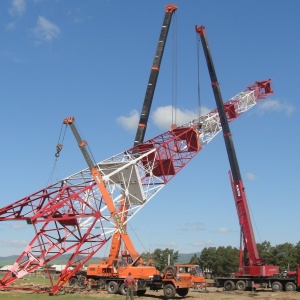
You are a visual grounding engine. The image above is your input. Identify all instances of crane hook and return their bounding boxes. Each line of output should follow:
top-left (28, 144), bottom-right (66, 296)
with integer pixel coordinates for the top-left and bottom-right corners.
top-left (55, 144), bottom-right (63, 157)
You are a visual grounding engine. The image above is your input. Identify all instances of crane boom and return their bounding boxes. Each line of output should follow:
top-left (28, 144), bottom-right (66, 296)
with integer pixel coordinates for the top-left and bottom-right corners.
top-left (64, 117), bottom-right (141, 264)
top-left (108, 4), bottom-right (177, 267)
top-left (196, 25), bottom-right (277, 276)
top-left (134, 4), bottom-right (177, 146)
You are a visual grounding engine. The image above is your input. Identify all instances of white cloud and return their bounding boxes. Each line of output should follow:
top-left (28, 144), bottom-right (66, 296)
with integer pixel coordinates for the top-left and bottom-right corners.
top-left (33, 16), bottom-right (61, 43)
top-left (191, 240), bottom-right (214, 248)
top-left (116, 109), bottom-right (139, 131)
top-left (152, 105), bottom-right (211, 130)
top-left (6, 21), bottom-right (16, 31)
top-left (9, 0), bottom-right (26, 16)
top-left (0, 239), bottom-right (28, 248)
top-left (179, 222), bottom-right (206, 232)
top-left (152, 241), bottom-right (178, 249)
top-left (11, 223), bottom-right (27, 230)
top-left (258, 99), bottom-right (295, 116)
top-left (218, 227), bottom-right (236, 233)
top-left (116, 105), bottom-right (211, 132)
top-left (245, 172), bottom-right (256, 180)
top-left (164, 241), bottom-right (177, 248)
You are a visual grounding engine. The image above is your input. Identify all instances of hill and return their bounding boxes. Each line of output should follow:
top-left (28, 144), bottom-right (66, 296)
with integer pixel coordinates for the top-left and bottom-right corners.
top-left (0, 252), bottom-right (199, 267)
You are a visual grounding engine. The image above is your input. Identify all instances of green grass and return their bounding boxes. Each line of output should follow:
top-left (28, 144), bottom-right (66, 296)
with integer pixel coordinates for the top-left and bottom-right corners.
top-left (0, 276), bottom-right (123, 300)
top-left (0, 293), bottom-right (123, 300)
top-left (0, 294), bottom-right (89, 300)
top-left (15, 276), bottom-right (50, 284)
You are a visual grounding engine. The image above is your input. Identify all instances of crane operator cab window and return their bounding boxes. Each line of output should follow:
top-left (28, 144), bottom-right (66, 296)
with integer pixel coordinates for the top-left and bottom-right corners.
top-left (118, 257), bottom-right (127, 267)
top-left (179, 267), bottom-right (191, 273)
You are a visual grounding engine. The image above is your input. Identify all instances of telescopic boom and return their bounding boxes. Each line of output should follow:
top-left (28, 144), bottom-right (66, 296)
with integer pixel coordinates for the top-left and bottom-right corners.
top-left (195, 25), bottom-right (275, 273)
top-left (134, 5), bottom-right (177, 146)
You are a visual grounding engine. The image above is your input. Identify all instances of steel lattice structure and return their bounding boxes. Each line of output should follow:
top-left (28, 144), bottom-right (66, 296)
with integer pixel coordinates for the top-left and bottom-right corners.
top-left (0, 80), bottom-right (273, 294)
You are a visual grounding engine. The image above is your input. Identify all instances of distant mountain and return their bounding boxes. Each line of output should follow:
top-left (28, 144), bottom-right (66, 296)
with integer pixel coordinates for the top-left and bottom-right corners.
top-left (0, 252), bottom-right (200, 267)
top-left (0, 255), bottom-right (19, 266)
top-left (0, 255), bottom-right (101, 267)
top-left (178, 252), bottom-right (200, 263)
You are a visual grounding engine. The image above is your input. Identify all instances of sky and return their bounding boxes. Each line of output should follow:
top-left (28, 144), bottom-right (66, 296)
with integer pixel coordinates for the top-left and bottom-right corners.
top-left (0, 0), bottom-right (299, 259)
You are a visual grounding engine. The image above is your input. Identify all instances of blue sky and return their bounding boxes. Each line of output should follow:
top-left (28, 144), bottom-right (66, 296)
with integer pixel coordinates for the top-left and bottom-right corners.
top-left (0, 0), bottom-right (299, 258)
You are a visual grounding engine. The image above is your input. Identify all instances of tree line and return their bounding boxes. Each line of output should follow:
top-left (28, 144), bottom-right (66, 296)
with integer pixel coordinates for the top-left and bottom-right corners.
top-left (142, 241), bottom-right (300, 276)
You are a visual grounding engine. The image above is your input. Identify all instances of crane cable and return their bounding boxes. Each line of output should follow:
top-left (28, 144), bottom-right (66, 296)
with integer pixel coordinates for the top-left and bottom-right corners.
top-left (48, 120), bottom-right (99, 183)
top-left (47, 123), bottom-right (67, 185)
top-left (55, 123), bottom-right (67, 158)
top-left (171, 14), bottom-right (178, 127)
top-left (128, 222), bottom-right (149, 255)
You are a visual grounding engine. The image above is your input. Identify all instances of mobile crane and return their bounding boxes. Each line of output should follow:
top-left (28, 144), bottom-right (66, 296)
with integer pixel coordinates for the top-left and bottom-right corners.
top-left (63, 116), bottom-right (195, 298)
top-left (68, 6), bottom-right (204, 296)
top-left (195, 25), bottom-right (300, 292)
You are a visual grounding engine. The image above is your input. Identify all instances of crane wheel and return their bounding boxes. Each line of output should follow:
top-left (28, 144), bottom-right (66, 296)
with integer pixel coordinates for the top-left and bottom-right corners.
top-left (97, 279), bottom-right (106, 290)
top-left (236, 280), bottom-right (246, 291)
top-left (177, 288), bottom-right (189, 297)
top-left (224, 280), bottom-right (235, 291)
top-left (119, 283), bottom-right (127, 296)
top-left (107, 281), bottom-right (119, 294)
top-left (164, 284), bottom-right (176, 299)
top-left (163, 265), bottom-right (177, 278)
top-left (69, 277), bottom-right (78, 287)
top-left (137, 290), bottom-right (146, 296)
top-left (285, 282), bottom-right (296, 292)
top-left (271, 281), bottom-right (282, 292)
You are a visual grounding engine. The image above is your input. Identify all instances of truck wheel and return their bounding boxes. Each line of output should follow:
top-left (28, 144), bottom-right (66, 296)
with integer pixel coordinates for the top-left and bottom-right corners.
top-left (69, 277), bottom-right (78, 287)
top-left (164, 284), bottom-right (176, 299)
top-left (271, 281), bottom-right (282, 292)
top-left (97, 279), bottom-right (106, 290)
top-left (236, 280), bottom-right (246, 291)
top-left (177, 288), bottom-right (189, 297)
top-left (285, 282), bottom-right (296, 292)
top-left (163, 265), bottom-right (177, 278)
top-left (137, 290), bottom-right (146, 296)
top-left (224, 280), bottom-right (235, 291)
top-left (107, 281), bottom-right (119, 294)
top-left (119, 283), bottom-right (127, 296)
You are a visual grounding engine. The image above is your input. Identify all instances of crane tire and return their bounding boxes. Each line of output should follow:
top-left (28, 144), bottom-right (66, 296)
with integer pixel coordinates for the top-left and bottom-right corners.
top-left (97, 279), bottom-right (106, 289)
top-left (164, 284), bottom-right (176, 299)
top-left (224, 280), bottom-right (235, 291)
top-left (163, 265), bottom-right (177, 278)
top-left (69, 277), bottom-right (78, 287)
top-left (137, 290), bottom-right (146, 296)
top-left (236, 280), bottom-right (246, 291)
top-left (271, 281), bottom-right (282, 292)
top-left (285, 282), bottom-right (296, 292)
top-left (119, 283), bottom-right (127, 296)
top-left (107, 281), bottom-right (119, 294)
top-left (177, 287), bottom-right (189, 297)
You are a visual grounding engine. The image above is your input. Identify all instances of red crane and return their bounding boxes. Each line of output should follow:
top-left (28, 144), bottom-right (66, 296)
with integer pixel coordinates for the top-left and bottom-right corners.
top-left (196, 25), bottom-right (279, 290)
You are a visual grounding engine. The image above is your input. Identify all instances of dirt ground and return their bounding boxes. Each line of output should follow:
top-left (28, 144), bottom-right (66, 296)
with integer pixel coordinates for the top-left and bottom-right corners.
top-left (85, 287), bottom-right (300, 300)
top-left (4, 284), bottom-right (300, 300)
